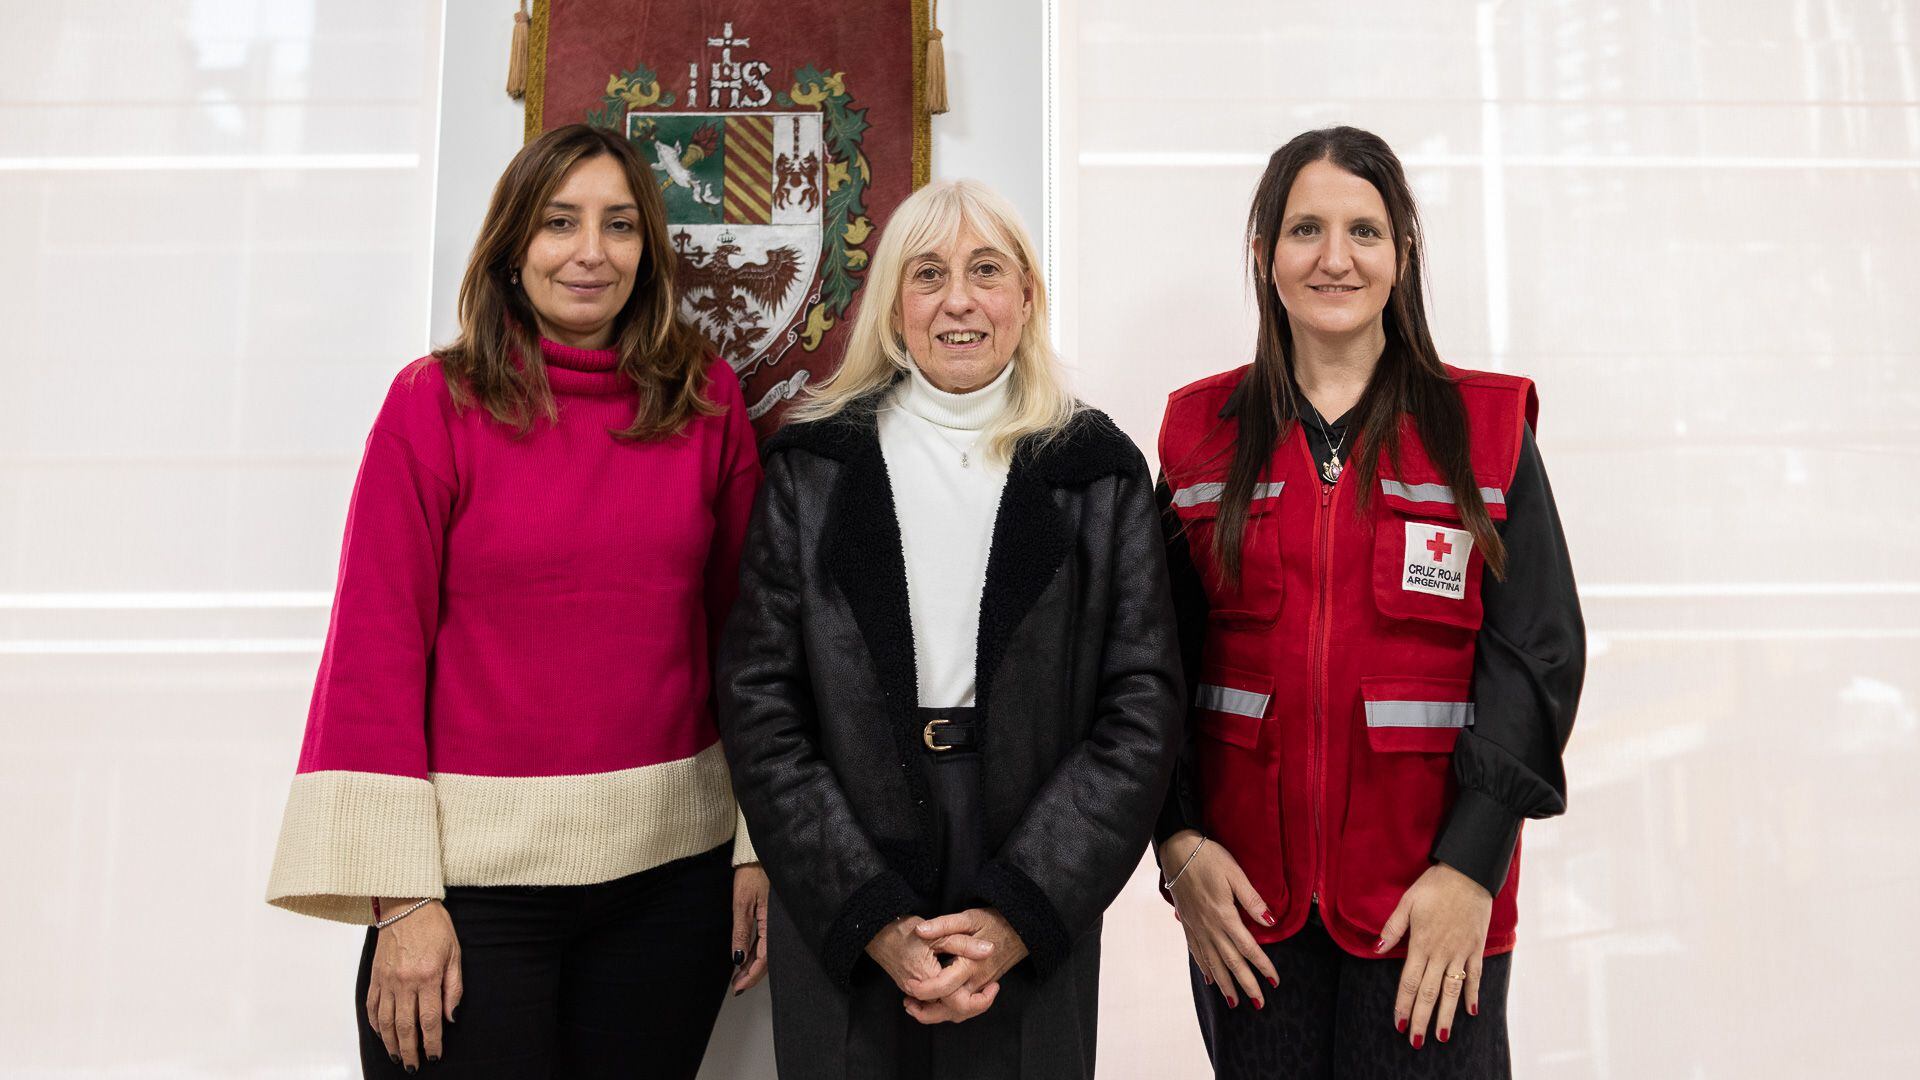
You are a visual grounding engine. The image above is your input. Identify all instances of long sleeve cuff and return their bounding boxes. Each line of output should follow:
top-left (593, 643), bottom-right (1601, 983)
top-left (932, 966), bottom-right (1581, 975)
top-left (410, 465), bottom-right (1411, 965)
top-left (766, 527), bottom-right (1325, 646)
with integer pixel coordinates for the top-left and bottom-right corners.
top-left (1153, 779), bottom-right (1200, 848)
top-left (972, 860), bottom-right (1072, 980)
top-left (731, 807), bottom-right (758, 866)
top-left (266, 770), bottom-right (445, 924)
top-left (1431, 787), bottom-right (1523, 897)
top-left (820, 869), bottom-right (923, 989)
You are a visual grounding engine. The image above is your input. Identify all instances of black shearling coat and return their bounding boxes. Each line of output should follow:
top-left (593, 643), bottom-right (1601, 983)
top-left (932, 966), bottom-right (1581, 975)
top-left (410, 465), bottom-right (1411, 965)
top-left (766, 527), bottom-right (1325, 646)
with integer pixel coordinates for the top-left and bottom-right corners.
top-left (716, 398), bottom-right (1183, 1077)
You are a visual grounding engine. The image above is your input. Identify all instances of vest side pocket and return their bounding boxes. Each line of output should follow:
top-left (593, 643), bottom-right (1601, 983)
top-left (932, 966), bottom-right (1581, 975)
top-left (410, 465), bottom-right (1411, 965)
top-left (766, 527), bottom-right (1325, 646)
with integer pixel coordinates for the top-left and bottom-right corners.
top-left (1191, 663), bottom-right (1289, 916)
top-left (1359, 675), bottom-right (1472, 754)
top-left (1332, 676), bottom-right (1470, 938)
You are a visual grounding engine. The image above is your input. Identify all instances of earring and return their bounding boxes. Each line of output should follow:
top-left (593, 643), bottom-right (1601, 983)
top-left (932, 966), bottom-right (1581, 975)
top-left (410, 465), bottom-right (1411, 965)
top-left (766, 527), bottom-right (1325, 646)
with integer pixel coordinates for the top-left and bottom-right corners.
top-left (510, 268), bottom-right (521, 286)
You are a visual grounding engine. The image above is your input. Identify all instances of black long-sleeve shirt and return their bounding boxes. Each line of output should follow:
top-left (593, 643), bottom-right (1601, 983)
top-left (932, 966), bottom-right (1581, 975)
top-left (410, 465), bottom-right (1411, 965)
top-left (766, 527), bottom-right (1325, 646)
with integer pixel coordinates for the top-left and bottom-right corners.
top-left (1156, 413), bottom-right (1584, 897)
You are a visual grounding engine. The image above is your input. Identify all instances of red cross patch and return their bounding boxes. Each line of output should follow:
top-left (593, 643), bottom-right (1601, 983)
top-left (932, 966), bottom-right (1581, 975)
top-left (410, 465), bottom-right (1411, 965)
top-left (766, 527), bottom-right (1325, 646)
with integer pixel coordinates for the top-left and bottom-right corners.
top-left (1401, 522), bottom-right (1472, 599)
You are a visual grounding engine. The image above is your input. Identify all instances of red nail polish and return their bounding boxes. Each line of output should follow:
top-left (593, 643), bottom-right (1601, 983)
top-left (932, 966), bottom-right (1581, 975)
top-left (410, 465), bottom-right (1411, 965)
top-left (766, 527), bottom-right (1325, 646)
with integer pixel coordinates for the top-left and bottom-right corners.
top-left (1253, 997), bottom-right (1265, 1010)
top-left (1267, 975), bottom-right (1278, 988)
top-left (1261, 910), bottom-right (1277, 927)
top-left (1226, 996), bottom-right (1238, 1009)
top-left (1374, 939), bottom-right (1389, 953)
top-left (1468, 1003), bottom-right (1478, 1017)
top-left (1411, 1034), bottom-right (1424, 1050)
top-left (1203, 973), bottom-right (1213, 986)
top-left (1439, 1028), bottom-right (1450, 1043)
top-left (1396, 1018), bottom-right (1408, 1034)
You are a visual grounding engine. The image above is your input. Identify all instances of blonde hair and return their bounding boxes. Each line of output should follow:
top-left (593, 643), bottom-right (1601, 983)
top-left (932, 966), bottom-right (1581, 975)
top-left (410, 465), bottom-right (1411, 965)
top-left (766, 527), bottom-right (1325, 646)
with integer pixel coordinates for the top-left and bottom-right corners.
top-left (790, 179), bottom-right (1079, 464)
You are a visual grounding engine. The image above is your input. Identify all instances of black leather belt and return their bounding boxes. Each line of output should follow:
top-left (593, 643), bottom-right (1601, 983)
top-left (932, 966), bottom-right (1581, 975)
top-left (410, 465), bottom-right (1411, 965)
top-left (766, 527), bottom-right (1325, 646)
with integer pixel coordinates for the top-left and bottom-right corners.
top-left (920, 713), bottom-right (978, 752)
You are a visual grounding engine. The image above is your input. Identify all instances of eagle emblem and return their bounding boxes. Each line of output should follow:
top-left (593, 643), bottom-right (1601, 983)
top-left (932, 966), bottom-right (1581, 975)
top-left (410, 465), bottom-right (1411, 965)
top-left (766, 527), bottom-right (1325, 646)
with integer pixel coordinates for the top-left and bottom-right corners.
top-left (673, 233), bottom-right (806, 363)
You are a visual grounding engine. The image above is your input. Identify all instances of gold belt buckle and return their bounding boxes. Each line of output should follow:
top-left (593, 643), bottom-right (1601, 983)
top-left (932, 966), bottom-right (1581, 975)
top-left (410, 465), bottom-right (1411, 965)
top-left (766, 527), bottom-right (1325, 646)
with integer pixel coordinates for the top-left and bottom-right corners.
top-left (922, 716), bottom-right (952, 752)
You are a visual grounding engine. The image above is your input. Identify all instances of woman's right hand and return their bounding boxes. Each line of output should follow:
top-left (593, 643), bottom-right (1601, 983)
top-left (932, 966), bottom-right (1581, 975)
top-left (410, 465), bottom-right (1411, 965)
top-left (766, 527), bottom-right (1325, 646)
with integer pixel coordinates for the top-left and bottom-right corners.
top-left (865, 915), bottom-right (994, 1006)
top-left (366, 899), bottom-right (463, 1070)
top-left (1159, 830), bottom-right (1280, 1010)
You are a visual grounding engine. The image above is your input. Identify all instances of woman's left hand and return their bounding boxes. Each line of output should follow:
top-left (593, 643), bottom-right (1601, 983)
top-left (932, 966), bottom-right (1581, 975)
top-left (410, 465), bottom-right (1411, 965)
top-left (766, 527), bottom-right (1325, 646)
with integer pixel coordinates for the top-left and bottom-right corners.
top-left (901, 907), bottom-right (1028, 1024)
top-left (1374, 862), bottom-right (1491, 1048)
top-left (730, 864), bottom-right (770, 995)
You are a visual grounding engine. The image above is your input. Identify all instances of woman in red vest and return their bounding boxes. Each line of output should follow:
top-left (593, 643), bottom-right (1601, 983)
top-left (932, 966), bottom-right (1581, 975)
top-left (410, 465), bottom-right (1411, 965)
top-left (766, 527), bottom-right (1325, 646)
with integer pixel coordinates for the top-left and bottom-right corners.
top-left (1154, 126), bottom-right (1584, 1077)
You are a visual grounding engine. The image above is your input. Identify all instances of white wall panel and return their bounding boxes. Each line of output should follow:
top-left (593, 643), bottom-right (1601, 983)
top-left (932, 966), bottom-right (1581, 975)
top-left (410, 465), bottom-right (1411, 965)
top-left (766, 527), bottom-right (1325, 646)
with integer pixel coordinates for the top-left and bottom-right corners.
top-left (0, 0), bottom-right (442, 1074)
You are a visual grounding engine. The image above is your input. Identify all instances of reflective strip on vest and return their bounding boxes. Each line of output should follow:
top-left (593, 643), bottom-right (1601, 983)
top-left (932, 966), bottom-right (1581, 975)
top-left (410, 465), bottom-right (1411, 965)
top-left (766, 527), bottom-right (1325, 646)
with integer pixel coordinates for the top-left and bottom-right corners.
top-left (1363, 700), bottom-right (1476, 729)
top-left (1172, 481), bottom-right (1284, 508)
top-left (1379, 479), bottom-right (1505, 507)
top-left (1195, 683), bottom-right (1271, 719)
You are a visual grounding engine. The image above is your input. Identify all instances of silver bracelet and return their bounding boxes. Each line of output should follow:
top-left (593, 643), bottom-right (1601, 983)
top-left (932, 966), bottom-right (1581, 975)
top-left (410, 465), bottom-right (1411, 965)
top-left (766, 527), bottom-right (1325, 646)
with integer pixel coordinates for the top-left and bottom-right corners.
top-left (1161, 837), bottom-right (1208, 892)
top-left (373, 898), bottom-right (433, 929)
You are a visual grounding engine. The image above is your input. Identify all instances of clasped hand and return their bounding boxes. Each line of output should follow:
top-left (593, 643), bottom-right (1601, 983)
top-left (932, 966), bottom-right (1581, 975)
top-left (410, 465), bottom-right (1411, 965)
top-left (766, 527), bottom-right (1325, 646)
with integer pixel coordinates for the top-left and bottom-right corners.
top-left (865, 907), bottom-right (1028, 1024)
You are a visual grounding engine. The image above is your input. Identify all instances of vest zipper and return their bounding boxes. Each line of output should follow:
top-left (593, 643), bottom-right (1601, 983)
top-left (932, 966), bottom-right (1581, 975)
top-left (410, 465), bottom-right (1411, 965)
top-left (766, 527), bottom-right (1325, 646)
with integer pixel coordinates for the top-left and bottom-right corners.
top-left (1309, 479), bottom-right (1337, 909)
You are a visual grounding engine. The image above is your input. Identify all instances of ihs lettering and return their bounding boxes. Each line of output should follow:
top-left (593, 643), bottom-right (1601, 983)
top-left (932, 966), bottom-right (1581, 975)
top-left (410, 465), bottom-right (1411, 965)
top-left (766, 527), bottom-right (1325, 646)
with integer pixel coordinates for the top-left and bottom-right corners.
top-left (706, 23), bottom-right (772, 109)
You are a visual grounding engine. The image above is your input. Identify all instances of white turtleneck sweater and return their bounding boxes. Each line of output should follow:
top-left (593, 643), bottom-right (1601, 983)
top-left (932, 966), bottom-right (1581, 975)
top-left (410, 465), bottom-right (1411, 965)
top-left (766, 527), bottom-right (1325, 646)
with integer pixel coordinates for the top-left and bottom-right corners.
top-left (877, 362), bottom-right (1015, 708)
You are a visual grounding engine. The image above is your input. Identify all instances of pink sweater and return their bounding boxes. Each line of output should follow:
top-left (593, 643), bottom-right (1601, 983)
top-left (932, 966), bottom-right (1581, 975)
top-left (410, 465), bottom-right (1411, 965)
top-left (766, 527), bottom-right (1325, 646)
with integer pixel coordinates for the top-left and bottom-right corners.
top-left (267, 340), bottom-right (760, 923)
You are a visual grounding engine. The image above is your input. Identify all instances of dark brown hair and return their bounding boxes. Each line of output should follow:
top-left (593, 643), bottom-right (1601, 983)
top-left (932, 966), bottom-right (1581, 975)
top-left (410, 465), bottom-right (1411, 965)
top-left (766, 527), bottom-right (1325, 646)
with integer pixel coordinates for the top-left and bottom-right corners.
top-left (434, 123), bottom-right (716, 439)
top-left (1207, 126), bottom-right (1506, 582)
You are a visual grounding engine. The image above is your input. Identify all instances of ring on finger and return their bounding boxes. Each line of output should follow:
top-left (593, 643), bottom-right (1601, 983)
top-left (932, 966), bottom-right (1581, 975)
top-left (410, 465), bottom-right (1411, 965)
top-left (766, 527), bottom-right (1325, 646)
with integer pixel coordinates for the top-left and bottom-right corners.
top-left (1444, 970), bottom-right (1467, 981)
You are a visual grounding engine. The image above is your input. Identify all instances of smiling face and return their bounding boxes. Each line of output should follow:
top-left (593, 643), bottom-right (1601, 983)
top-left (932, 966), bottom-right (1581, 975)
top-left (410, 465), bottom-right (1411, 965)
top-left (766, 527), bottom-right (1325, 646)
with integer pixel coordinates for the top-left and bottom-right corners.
top-left (897, 226), bottom-right (1032, 394)
top-left (518, 154), bottom-right (642, 349)
top-left (1269, 158), bottom-right (1402, 346)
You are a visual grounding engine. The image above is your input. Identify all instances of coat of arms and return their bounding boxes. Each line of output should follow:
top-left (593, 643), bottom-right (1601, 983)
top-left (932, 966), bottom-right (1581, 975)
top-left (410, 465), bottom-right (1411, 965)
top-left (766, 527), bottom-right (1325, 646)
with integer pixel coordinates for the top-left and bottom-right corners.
top-left (526, 2), bottom-right (928, 431)
top-left (589, 24), bottom-right (881, 421)
top-left (631, 110), bottom-right (823, 373)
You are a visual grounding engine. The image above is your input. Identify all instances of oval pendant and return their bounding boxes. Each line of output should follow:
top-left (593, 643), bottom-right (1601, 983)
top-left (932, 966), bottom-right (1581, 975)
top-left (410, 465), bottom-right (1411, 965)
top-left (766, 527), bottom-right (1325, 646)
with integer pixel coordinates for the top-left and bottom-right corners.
top-left (1322, 459), bottom-right (1342, 484)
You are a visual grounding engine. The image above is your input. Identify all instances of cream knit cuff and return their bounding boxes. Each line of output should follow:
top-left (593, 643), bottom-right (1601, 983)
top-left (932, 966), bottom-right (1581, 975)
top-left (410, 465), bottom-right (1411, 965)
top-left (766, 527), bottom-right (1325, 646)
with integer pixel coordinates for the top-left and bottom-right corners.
top-left (731, 806), bottom-right (758, 867)
top-left (266, 770), bottom-right (445, 925)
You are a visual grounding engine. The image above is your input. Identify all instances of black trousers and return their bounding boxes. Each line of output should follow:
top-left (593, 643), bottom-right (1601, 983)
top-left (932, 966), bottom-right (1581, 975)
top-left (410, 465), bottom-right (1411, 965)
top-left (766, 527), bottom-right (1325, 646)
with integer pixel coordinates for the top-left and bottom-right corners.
top-left (355, 843), bottom-right (734, 1079)
top-left (1192, 910), bottom-right (1513, 1080)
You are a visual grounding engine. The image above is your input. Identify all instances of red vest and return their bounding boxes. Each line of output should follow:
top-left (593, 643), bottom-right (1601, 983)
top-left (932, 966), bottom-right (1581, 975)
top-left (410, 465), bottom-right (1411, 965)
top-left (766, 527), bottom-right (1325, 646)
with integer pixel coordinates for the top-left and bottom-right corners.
top-left (1158, 364), bottom-right (1537, 958)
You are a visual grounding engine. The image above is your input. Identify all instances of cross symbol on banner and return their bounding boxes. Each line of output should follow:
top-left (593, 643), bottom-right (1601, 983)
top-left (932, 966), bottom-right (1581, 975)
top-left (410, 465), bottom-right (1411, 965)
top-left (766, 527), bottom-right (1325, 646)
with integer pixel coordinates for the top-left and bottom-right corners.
top-left (707, 22), bottom-right (748, 49)
top-left (1426, 531), bottom-right (1454, 562)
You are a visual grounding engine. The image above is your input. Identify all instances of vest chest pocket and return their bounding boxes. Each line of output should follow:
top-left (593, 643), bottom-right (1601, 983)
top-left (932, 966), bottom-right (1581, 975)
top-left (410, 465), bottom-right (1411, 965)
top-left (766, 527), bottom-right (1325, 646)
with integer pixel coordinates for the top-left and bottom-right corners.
top-left (1371, 479), bottom-right (1497, 632)
top-left (1170, 480), bottom-right (1285, 626)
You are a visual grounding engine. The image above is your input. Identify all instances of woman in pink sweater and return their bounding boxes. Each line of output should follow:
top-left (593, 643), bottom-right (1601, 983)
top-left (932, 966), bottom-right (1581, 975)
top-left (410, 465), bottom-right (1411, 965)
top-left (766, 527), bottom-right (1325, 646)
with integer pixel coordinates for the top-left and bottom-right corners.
top-left (266, 124), bottom-right (766, 1077)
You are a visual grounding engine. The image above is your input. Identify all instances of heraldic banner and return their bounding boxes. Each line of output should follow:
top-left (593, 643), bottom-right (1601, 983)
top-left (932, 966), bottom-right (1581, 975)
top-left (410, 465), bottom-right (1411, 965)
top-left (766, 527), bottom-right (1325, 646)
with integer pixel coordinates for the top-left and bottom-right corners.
top-left (523, 0), bottom-right (932, 431)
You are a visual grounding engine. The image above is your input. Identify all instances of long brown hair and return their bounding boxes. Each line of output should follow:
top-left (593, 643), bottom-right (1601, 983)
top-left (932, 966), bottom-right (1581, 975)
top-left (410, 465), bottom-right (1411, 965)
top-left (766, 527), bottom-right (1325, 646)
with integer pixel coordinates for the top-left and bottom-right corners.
top-left (1209, 126), bottom-right (1506, 582)
top-left (435, 123), bottom-right (716, 440)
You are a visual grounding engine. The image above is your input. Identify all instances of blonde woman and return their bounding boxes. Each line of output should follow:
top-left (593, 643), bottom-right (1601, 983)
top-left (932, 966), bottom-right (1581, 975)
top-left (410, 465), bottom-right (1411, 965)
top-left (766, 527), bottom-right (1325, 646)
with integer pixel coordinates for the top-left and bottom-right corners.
top-left (716, 179), bottom-right (1183, 1079)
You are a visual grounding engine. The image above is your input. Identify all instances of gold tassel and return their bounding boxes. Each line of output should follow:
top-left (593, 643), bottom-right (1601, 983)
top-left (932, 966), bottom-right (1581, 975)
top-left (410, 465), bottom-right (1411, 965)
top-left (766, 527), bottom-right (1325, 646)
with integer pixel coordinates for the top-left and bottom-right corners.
top-left (506, 1), bottom-right (530, 99)
top-left (926, 0), bottom-right (949, 115)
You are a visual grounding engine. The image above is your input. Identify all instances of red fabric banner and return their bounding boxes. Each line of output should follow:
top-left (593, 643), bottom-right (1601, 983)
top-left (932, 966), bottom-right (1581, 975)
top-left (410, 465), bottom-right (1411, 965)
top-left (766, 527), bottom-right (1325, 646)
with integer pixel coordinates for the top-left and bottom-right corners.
top-left (526, 0), bottom-right (931, 431)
